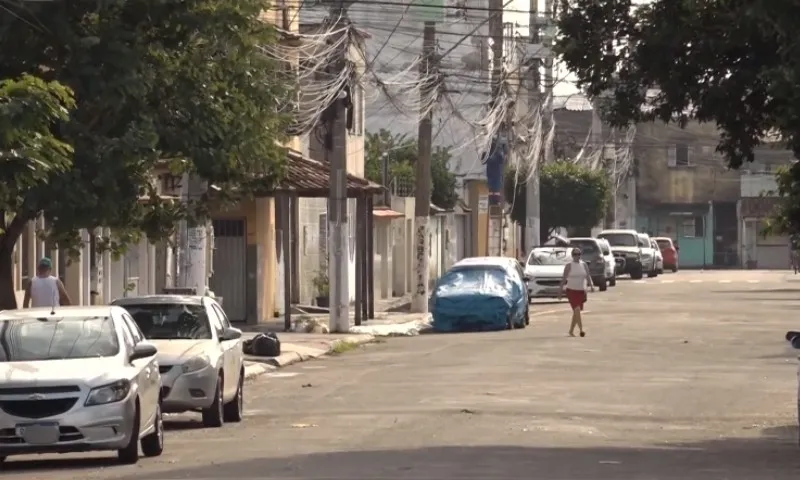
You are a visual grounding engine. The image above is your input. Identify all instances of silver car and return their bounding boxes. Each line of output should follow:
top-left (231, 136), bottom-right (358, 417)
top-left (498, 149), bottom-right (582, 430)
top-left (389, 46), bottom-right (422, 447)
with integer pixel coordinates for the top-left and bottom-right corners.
top-left (0, 306), bottom-right (163, 466)
top-left (112, 295), bottom-right (244, 428)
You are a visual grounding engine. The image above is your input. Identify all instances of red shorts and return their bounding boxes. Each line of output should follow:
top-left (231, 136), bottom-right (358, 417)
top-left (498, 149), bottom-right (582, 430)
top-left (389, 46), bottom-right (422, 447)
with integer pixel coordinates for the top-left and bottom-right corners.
top-left (565, 289), bottom-right (587, 310)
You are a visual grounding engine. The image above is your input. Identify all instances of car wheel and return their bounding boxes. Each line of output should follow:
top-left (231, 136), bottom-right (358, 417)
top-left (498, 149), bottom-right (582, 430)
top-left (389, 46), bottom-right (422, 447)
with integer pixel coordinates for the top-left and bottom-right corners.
top-left (118, 403), bottom-right (140, 465)
top-left (630, 268), bottom-right (644, 280)
top-left (598, 278), bottom-right (608, 291)
top-left (141, 403), bottom-right (164, 457)
top-left (223, 371), bottom-right (244, 423)
top-left (202, 375), bottom-right (225, 428)
top-left (524, 306), bottom-right (530, 325)
top-left (671, 266), bottom-right (678, 273)
top-left (647, 266), bottom-right (658, 278)
top-left (609, 275), bottom-right (616, 287)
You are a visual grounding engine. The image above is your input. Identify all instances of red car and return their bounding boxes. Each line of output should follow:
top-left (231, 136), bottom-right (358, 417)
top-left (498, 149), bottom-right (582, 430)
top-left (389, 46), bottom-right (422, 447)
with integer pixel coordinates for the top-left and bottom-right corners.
top-left (654, 237), bottom-right (679, 272)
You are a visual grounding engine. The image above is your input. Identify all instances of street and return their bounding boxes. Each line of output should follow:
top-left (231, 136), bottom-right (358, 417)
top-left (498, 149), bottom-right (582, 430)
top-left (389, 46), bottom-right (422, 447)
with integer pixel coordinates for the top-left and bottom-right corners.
top-left (4, 269), bottom-right (800, 479)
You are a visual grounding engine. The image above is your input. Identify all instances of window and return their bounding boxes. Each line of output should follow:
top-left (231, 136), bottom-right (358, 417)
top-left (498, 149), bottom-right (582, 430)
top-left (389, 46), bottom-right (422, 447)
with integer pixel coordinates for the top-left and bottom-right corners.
top-left (681, 217), bottom-right (704, 237)
top-left (668, 143), bottom-right (691, 167)
top-left (123, 303), bottom-right (212, 340)
top-left (121, 313), bottom-right (143, 344)
top-left (211, 304), bottom-right (231, 329)
top-left (206, 304), bottom-right (225, 338)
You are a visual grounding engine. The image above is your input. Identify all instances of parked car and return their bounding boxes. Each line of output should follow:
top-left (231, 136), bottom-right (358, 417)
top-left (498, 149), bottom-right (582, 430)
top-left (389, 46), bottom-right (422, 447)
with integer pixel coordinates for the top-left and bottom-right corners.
top-left (0, 306), bottom-right (163, 465)
top-left (655, 237), bottom-right (679, 272)
top-left (595, 238), bottom-right (618, 287)
top-left (112, 295), bottom-right (244, 428)
top-left (568, 237), bottom-right (609, 291)
top-left (597, 229), bottom-right (647, 279)
top-left (650, 239), bottom-right (664, 274)
top-left (525, 247), bottom-right (571, 297)
top-left (431, 257), bottom-right (530, 332)
top-left (638, 233), bottom-right (659, 277)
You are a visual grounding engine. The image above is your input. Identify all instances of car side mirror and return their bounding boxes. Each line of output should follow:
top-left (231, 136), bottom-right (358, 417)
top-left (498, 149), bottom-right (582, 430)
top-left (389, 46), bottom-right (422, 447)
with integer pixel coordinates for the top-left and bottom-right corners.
top-left (522, 274), bottom-right (532, 282)
top-left (675, 246), bottom-right (680, 251)
top-left (130, 342), bottom-right (158, 362)
top-left (220, 327), bottom-right (243, 341)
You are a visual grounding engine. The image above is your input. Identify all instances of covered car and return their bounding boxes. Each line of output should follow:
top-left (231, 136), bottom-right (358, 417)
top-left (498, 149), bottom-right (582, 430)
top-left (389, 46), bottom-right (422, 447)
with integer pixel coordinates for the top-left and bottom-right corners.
top-left (431, 257), bottom-right (529, 332)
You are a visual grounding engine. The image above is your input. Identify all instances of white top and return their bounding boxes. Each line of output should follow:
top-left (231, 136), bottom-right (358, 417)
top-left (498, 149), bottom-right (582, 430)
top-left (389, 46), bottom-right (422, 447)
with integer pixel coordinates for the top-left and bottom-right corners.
top-left (565, 261), bottom-right (589, 291)
top-left (29, 275), bottom-right (60, 308)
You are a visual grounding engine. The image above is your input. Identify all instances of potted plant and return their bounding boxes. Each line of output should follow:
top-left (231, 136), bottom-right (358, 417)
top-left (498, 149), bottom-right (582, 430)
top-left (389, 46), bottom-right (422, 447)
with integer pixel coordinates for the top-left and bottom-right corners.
top-left (312, 266), bottom-right (330, 308)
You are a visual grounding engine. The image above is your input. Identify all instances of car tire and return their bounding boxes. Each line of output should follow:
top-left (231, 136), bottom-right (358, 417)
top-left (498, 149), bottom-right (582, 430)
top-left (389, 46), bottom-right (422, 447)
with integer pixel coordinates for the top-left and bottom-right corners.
top-left (141, 403), bottom-right (164, 457)
top-left (671, 266), bottom-right (678, 273)
top-left (524, 306), bottom-right (530, 325)
top-left (630, 268), bottom-right (644, 280)
top-left (647, 266), bottom-right (658, 278)
top-left (598, 278), bottom-right (608, 291)
top-left (202, 375), bottom-right (225, 428)
top-left (118, 403), bottom-right (141, 465)
top-left (223, 372), bottom-right (244, 423)
top-left (609, 275), bottom-right (616, 287)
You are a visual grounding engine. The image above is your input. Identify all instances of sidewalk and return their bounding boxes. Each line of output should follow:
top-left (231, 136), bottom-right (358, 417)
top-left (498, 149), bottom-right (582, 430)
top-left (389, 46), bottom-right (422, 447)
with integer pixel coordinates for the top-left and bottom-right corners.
top-left (242, 332), bottom-right (375, 380)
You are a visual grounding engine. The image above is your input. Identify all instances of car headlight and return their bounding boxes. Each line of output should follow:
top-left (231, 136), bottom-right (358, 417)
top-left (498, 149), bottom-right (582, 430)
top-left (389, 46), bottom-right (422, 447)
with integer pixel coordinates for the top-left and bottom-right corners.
top-left (85, 380), bottom-right (131, 406)
top-left (182, 355), bottom-right (211, 374)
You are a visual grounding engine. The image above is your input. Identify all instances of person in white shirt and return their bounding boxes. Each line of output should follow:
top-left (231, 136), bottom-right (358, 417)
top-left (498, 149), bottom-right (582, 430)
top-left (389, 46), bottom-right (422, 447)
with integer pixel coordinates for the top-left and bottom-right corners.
top-left (23, 257), bottom-right (72, 308)
top-left (558, 248), bottom-right (594, 337)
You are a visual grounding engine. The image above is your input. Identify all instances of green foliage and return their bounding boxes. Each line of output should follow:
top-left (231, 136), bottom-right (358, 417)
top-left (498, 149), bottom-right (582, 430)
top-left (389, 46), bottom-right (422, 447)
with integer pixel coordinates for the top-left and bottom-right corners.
top-left (0, 0), bottom-right (293, 307)
top-left (364, 129), bottom-right (459, 210)
top-left (505, 162), bottom-right (610, 243)
top-left (555, 0), bottom-right (800, 233)
top-left (0, 75), bottom-right (75, 231)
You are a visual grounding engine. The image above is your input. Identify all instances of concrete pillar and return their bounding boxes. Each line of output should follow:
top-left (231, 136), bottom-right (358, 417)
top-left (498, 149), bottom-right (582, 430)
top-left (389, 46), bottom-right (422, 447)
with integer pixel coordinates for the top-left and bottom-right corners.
top-left (379, 222), bottom-right (389, 299)
top-left (255, 197), bottom-right (276, 323)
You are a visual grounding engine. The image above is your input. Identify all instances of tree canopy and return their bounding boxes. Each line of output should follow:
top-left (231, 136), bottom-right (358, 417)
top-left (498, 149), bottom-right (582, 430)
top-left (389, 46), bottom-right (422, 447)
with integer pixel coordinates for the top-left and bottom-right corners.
top-left (365, 129), bottom-right (458, 210)
top-left (0, 0), bottom-right (293, 308)
top-left (505, 162), bottom-right (610, 244)
top-left (555, 0), bottom-right (800, 232)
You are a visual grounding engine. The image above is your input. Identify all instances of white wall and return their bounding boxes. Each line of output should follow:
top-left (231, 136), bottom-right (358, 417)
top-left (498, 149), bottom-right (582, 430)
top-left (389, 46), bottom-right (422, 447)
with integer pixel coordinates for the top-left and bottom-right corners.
top-left (741, 173), bottom-right (778, 197)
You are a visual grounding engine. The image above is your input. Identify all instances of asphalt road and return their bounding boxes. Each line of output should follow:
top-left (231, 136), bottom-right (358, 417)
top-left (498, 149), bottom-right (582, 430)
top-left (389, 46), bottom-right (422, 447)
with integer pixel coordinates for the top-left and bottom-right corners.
top-left (4, 269), bottom-right (800, 479)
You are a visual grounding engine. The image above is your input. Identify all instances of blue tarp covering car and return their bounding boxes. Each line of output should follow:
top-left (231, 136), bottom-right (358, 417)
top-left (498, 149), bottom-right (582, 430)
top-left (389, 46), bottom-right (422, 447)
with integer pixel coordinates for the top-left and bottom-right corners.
top-left (430, 258), bottom-right (529, 333)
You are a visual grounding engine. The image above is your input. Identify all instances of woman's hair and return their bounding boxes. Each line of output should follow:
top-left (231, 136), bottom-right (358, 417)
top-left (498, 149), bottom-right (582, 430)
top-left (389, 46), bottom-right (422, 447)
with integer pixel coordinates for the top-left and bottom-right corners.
top-left (571, 247), bottom-right (582, 256)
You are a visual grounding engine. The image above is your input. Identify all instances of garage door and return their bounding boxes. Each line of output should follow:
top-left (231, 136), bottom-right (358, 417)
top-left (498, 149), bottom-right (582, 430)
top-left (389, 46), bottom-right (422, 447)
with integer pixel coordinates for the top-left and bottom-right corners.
top-left (757, 244), bottom-right (788, 269)
top-left (209, 219), bottom-right (247, 321)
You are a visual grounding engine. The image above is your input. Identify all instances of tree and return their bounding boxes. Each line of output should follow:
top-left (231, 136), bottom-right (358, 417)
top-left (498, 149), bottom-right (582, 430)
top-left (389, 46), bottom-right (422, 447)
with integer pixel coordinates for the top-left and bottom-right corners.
top-left (0, 0), bottom-right (292, 308)
top-left (365, 129), bottom-right (458, 210)
top-left (505, 162), bottom-right (610, 244)
top-left (555, 0), bottom-right (800, 233)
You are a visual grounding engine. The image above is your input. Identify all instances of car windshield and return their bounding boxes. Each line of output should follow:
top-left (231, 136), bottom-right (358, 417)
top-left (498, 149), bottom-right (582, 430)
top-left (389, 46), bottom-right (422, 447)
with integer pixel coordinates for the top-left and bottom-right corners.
top-left (598, 233), bottom-right (637, 247)
top-left (656, 239), bottom-right (672, 249)
top-left (569, 240), bottom-right (598, 255)
top-left (0, 316), bottom-right (119, 362)
top-left (121, 304), bottom-right (212, 340)
top-left (528, 249), bottom-right (571, 265)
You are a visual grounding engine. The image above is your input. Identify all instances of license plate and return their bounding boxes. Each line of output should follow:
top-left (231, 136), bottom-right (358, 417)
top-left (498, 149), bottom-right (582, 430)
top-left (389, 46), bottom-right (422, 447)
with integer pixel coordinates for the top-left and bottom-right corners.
top-left (17, 422), bottom-right (59, 445)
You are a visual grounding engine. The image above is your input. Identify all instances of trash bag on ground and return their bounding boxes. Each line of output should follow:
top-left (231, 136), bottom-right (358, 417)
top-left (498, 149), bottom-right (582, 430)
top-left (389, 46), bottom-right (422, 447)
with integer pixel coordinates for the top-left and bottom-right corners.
top-left (431, 267), bottom-right (517, 332)
top-left (243, 332), bottom-right (281, 356)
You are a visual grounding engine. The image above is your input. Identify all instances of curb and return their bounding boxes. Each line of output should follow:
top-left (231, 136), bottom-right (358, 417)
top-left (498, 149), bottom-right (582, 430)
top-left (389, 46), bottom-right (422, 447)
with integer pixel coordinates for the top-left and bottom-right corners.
top-left (243, 334), bottom-right (375, 381)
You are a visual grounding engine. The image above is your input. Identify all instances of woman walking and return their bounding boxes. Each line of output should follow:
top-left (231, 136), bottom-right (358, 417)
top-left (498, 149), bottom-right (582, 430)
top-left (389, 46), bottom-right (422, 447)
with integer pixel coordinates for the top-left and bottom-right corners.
top-left (559, 248), bottom-right (594, 337)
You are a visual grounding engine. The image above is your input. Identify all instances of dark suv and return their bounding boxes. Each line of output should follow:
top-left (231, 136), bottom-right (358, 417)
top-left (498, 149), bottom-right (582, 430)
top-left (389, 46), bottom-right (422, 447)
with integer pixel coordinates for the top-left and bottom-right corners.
top-left (568, 238), bottom-right (609, 291)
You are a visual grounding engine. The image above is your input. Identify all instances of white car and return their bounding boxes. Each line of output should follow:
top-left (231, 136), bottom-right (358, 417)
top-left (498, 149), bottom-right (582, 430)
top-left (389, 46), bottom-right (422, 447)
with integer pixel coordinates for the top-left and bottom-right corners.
top-left (598, 229), bottom-right (648, 279)
top-left (525, 247), bottom-right (571, 298)
top-left (112, 295), bottom-right (244, 428)
top-left (0, 306), bottom-right (163, 465)
top-left (637, 233), bottom-right (659, 278)
top-left (595, 238), bottom-right (617, 287)
top-left (650, 238), bottom-right (664, 274)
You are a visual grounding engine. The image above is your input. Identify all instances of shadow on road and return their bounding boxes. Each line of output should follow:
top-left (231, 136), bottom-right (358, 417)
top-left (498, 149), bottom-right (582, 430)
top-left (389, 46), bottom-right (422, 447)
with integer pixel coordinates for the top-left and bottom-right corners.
top-left (4, 425), bottom-right (789, 478)
top-left (108, 430), bottom-right (798, 480)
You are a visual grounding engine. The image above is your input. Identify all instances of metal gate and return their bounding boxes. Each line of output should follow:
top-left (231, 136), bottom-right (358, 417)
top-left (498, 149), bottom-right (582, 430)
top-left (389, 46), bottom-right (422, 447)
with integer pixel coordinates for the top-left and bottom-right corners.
top-left (210, 219), bottom-right (247, 321)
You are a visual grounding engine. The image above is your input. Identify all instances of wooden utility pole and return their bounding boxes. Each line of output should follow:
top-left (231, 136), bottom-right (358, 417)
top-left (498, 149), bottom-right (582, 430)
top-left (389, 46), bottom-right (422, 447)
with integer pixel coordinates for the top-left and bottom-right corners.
top-left (410, 21), bottom-right (436, 313)
top-left (488, 0), bottom-right (505, 257)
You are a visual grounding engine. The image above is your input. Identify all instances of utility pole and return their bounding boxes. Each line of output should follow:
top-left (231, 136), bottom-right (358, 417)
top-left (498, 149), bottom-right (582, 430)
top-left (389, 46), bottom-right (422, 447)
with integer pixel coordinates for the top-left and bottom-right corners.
top-left (327, 9), bottom-right (350, 332)
top-left (525, 0), bottom-right (542, 250)
top-left (410, 21), bottom-right (436, 314)
top-left (178, 174), bottom-right (209, 295)
top-left (488, 0), bottom-right (505, 257)
top-left (542, 0), bottom-right (555, 165)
